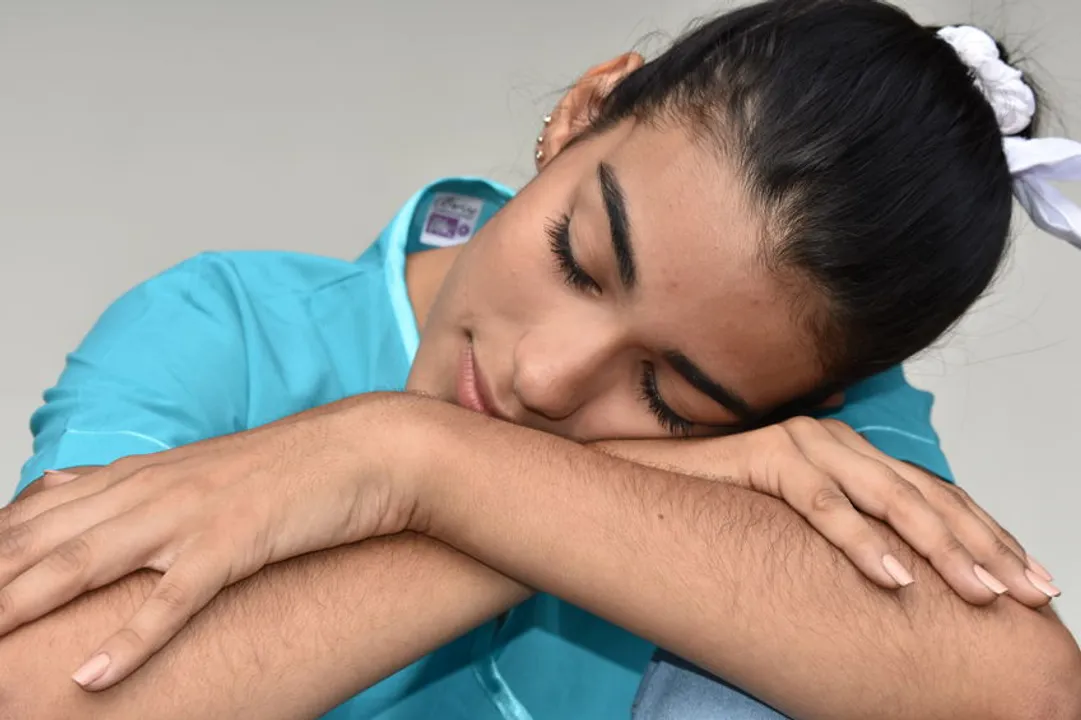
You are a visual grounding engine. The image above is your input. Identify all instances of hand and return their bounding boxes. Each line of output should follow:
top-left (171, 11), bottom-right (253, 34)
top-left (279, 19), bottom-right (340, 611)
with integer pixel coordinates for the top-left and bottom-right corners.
top-left (595, 417), bottom-right (1059, 607)
top-left (0, 394), bottom-right (420, 691)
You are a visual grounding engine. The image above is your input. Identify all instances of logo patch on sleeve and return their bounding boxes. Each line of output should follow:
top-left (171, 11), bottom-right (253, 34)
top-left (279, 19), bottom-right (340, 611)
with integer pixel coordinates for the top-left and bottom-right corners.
top-left (420, 193), bottom-right (486, 247)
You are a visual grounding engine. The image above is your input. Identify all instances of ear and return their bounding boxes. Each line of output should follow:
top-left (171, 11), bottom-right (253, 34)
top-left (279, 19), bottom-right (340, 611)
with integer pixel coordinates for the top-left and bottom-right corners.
top-left (536, 52), bottom-right (645, 171)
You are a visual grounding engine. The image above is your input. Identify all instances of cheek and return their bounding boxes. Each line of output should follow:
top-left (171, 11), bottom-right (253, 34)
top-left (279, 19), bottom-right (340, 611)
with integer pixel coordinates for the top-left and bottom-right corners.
top-left (570, 397), bottom-right (664, 441)
top-left (465, 216), bottom-right (558, 320)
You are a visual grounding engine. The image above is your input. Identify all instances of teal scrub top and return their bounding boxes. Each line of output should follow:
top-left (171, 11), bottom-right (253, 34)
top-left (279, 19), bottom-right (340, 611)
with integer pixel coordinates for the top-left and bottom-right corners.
top-left (18, 177), bottom-right (953, 720)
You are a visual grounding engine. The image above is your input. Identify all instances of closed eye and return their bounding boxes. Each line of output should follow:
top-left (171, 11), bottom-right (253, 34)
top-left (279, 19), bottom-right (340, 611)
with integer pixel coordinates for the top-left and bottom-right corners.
top-left (640, 363), bottom-right (694, 437)
top-left (547, 213), bottom-right (601, 295)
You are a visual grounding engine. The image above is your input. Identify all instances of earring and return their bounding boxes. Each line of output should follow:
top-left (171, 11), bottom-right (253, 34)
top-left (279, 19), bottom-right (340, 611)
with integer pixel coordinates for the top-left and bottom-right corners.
top-left (536, 112), bottom-right (553, 165)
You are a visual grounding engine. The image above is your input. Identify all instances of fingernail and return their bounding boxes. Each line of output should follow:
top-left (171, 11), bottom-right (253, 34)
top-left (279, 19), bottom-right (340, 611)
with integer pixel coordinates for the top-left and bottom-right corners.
top-left (43, 469), bottom-right (78, 483)
top-left (973, 565), bottom-right (1008, 595)
top-left (1025, 569), bottom-right (1062, 598)
top-left (882, 554), bottom-right (915, 587)
top-left (1026, 554), bottom-right (1053, 582)
top-left (72, 653), bottom-right (110, 688)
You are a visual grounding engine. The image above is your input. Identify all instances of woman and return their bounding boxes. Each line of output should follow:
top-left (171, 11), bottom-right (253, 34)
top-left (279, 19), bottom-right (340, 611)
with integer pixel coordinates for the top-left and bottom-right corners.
top-left (2, 1), bottom-right (1080, 718)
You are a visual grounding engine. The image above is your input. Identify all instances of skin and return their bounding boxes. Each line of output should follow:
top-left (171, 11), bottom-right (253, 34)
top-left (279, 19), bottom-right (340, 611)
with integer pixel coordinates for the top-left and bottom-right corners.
top-left (0, 51), bottom-right (1078, 720)
top-left (3, 413), bottom-right (1079, 720)
top-left (409, 55), bottom-right (822, 439)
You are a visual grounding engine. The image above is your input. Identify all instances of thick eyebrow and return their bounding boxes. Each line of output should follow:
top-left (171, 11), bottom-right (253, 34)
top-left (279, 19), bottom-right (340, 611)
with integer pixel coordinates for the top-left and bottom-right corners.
top-left (664, 351), bottom-right (756, 423)
top-left (596, 163), bottom-right (752, 424)
top-left (598, 162), bottom-right (637, 289)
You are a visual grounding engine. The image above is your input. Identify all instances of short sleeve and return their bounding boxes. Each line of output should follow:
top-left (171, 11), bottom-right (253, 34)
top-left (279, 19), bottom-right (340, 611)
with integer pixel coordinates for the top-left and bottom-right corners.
top-left (819, 366), bottom-right (954, 482)
top-left (17, 255), bottom-right (250, 497)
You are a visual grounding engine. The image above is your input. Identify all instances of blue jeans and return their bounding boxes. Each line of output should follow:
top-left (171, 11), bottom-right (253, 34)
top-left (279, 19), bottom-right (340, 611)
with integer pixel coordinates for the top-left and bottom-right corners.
top-left (632, 650), bottom-right (791, 720)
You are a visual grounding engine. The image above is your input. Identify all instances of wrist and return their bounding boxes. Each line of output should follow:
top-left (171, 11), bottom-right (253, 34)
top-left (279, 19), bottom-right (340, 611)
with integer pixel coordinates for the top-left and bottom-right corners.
top-left (360, 393), bottom-right (460, 537)
top-left (390, 397), bottom-right (492, 540)
top-left (324, 392), bottom-right (441, 539)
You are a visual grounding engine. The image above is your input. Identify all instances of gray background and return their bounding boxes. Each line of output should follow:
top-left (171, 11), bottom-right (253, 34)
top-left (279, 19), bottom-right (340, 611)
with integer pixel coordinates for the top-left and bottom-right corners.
top-left (1, 0), bottom-right (1078, 635)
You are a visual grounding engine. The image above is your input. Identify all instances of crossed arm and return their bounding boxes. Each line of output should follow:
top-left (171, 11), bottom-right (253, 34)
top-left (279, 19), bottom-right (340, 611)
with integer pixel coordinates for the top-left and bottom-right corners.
top-left (2, 425), bottom-right (1079, 720)
top-left (0, 518), bottom-right (525, 720)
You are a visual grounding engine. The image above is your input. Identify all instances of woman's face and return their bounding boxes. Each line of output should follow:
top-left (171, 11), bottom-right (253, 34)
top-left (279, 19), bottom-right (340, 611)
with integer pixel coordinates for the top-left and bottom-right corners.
top-left (408, 113), bottom-right (828, 442)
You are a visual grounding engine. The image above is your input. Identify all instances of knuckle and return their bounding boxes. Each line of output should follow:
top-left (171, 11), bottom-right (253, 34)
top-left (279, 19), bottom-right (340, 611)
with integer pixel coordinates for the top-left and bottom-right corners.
top-left (883, 481), bottom-right (924, 525)
top-left (851, 525), bottom-right (882, 551)
top-left (0, 523), bottom-right (33, 561)
top-left (153, 581), bottom-right (190, 612)
top-left (950, 485), bottom-right (972, 503)
top-left (888, 477), bottom-right (925, 506)
top-left (782, 415), bottom-right (820, 436)
top-left (937, 533), bottom-right (968, 559)
top-left (810, 486), bottom-right (851, 515)
top-left (883, 469), bottom-right (924, 501)
top-left (129, 465), bottom-right (162, 486)
top-left (765, 423), bottom-right (801, 454)
top-left (0, 589), bottom-right (13, 620)
top-left (818, 418), bottom-right (848, 434)
top-left (110, 455), bottom-right (147, 475)
top-left (1000, 529), bottom-right (1025, 554)
top-left (987, 537), bottom-right (1021, 561)
top-left (47, 537), bottom-right (92, 575)
top-left (942, 486), bottom-right (973, 513)
top-left (113, 625), bottom-right (146, 651)
top-left (0, 507), bottom-right (21, 536)
top-left (754, 424), bottom-right (797, 460)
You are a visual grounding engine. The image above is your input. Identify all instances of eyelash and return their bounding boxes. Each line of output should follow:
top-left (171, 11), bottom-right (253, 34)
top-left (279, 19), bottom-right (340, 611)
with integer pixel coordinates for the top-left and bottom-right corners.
top-left (546, 213), bottom-right (601, 294)
top-left (640, 363), bottom-right (695, 437)
top-left (545, 215), bottom-right (691, 436)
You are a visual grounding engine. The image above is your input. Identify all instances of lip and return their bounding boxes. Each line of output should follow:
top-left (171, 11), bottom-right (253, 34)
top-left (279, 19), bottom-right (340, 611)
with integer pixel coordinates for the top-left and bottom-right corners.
top-left (457, 340), bottom-right (505, 420)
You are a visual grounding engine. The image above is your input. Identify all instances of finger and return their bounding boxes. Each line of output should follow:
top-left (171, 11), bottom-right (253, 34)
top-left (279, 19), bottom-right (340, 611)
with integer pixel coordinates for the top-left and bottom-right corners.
top-left (820, 422), bottom-right (1056, 606)
top-left (950, 488), bottom-right (1025, 557)
top-left (72, 551), bottom-right (230, 691)
top-left (0, 480), bottom-right (150, 591)
top-left (0, 510), bottom-right (172, 637)
top-left (10, 471), bottom-right (81, 505)
top-left (787, 419), bottom-right (999, 605)
top-left (1025, 553), bottom-right (1055, 583)
top-left (766, 441), bottom-right (905, 590)
top-left (40, 470), bottom-right (79, 488)
top-left (820, 421), bottom-right (1056, 601)
top-left (822, 422), bottom-right (1027, 556)
top-left (910, 480), bottom-right (1045, 586)
top-left (916, 482), bottom-right (1056, 606)
top-left (0, 465), bottom-right (127, 535)
top-left (0, 482), bottom-right (95, 536)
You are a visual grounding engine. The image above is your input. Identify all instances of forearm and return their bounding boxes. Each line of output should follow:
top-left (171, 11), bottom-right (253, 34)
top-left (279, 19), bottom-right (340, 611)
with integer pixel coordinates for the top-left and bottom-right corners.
top-left (0, 533), bottom-right (529, 720)
top-left (416, 405), bottom-right (1081, 720)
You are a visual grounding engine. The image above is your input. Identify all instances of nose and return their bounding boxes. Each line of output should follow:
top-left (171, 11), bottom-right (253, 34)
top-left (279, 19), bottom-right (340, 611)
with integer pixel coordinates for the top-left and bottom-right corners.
top-left (512, 320), bottom-right (621, 422)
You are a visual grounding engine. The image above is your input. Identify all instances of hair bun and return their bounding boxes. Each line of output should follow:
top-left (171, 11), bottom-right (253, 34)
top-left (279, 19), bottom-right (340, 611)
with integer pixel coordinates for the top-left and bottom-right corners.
top-left (937, 25), bottom-right (1036, 136)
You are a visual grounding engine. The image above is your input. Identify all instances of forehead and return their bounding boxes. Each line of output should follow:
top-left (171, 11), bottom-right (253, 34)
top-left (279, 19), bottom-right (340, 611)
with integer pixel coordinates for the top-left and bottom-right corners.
top-left (600, 121), bottom-right (823, 410)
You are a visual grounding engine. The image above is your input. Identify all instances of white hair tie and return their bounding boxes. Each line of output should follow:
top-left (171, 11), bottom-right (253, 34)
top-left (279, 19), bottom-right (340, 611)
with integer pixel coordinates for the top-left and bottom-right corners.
top-left (938, 25), bottom-right (1081, 249)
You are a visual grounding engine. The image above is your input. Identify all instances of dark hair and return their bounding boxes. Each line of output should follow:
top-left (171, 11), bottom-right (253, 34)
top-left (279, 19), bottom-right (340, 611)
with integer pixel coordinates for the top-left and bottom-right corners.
top-left (590, 0), bottom-right (1040, 399)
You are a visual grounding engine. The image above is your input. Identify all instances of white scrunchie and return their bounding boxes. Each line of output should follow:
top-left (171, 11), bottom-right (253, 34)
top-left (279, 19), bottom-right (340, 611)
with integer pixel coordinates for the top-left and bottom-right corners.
top-left (937, 25), bottom-right (1035, 135)
top-left (938, 25), bottom-right (1081, 249)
